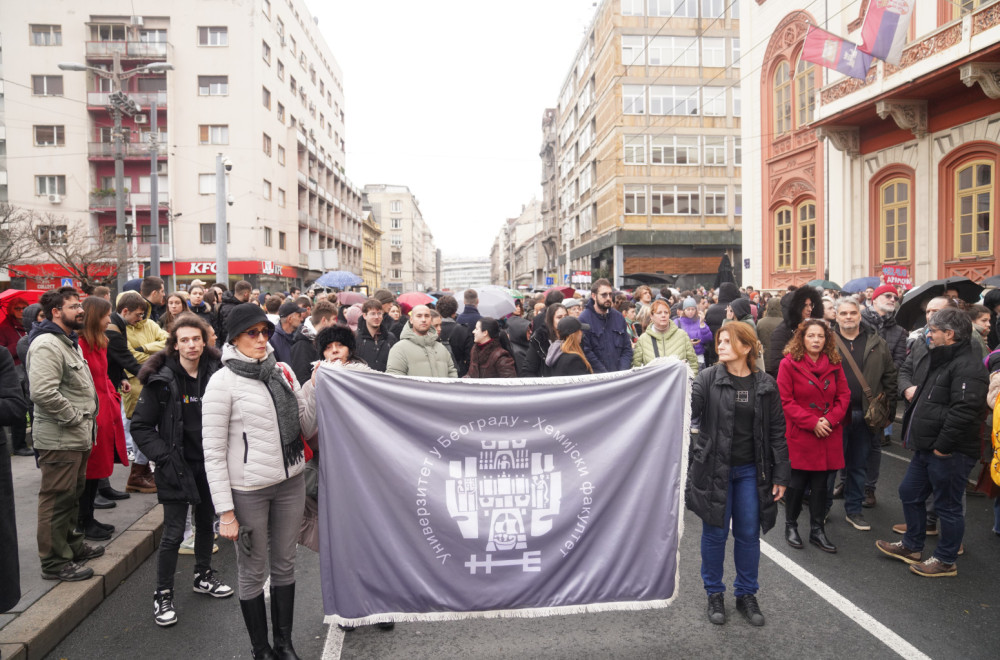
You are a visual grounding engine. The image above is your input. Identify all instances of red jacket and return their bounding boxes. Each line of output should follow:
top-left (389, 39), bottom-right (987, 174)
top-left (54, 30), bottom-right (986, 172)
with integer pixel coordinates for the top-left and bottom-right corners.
top-left (81, 338), bottom-right (129, 479)
top-left (777, 353), bottom-right (850, 471)
top-left (0, 316), bottom-right (25, 364)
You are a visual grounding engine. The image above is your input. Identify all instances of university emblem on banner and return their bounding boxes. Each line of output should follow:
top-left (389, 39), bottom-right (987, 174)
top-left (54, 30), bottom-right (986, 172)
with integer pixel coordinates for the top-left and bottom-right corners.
top-left (445, 438), bottom-right (562, 573)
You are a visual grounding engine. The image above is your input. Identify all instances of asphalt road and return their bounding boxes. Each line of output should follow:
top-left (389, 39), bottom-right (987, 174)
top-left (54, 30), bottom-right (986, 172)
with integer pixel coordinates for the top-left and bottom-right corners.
top-left (47, 436), bottom-right (999, 660)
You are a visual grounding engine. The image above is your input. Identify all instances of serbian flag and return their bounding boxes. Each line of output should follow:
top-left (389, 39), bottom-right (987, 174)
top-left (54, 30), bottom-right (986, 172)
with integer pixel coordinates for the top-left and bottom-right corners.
top-left (859, 0), bottom-right (914, 66)
top-left (801, 25), bottom-right (873, 81)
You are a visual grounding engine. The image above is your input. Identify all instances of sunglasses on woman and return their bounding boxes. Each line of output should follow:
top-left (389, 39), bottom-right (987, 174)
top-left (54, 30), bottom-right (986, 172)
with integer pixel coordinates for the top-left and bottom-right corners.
top-left (244, 328), bottom-right (271, 339)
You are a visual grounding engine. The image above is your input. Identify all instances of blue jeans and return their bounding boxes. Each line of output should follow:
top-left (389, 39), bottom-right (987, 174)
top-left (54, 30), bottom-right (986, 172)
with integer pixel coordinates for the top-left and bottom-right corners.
top-left (701, 463), bottom-right (760, 597)
top-left (841, 409), bottom-right (872, 515)
top-left (899, 450), bottom-right (976, 564)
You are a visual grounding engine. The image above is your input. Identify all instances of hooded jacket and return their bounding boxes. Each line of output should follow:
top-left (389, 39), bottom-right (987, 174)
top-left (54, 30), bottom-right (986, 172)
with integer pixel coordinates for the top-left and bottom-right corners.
top-left (466, 339), bottom-right (517, 379)
top-left (765, 287), bottom-right (824, 377)
top-left (861, 306), bottom-right (907, 368)
top-left (202, 343), bottom-right (316, 514)
top-left (505, 316), bottom-right (531, 376)
top-left (25, 321), bottom-right (98, 451)
top-left (632, 320), bottom-right (699, 373)
top-left (725, 298), bottom-right (757, 332)
top-left (544, 340), bottom-right (590, 377)
top-left (0, 313), bottom-right (27, 364)
top-left (674, 315), bottom-right (713, 356)
top-left (385, 323), bottom-right (458, 378)
top-left (131, 347), bottom-right (222, 503)
top-left (122, 297), bottom-right (169, 418)
top-left (105, 311), bottom-right (142, 387)
top-left (579, 298), bottom-right (633, 373)
top-left (523, 324), bottom-right (552, 377)
top-left (187, 301), bottom-right (215, 328)
top-left (687, 365), bottom-right (790, 533)
top-left (289, 321), bottom-right (319, 384)
top-left (355, 320), bottom-right (398, 373)
top-left (15, 303), bottom-right (42, 388)
top-left (756, 297), bottom-right (784, 359)
top-left (269, 320), bottom-right (296, 364)
top-left (215, 290), bottom-right (243, 345)
top-left (706, 282), bottom-right (741, 338)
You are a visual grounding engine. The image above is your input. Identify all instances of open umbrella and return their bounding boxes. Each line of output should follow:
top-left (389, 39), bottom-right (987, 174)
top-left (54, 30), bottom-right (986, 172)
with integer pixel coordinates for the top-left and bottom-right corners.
top-left (314, 270), bottom-right (362, 289)
top-left (457, 289), bottom-right (516, 319)
top-left (981, 275), bottom-right (1000, 288)
top-left (545, 286), bottom-right (575, 299)
top-left (895, 276), bottom-right (984, 330)
top-left (397, 292), bottom-right (436, 308)
top-left (807, 279), bottom-right (841, 291)
top-left (842, 277), bottom-right (881, 294)
top-left (336, 291), bottom-right (367, 306)
top-left (936, 276), bottom-right (983, 303)
top-left (0, 289), bottom-right (45, 327)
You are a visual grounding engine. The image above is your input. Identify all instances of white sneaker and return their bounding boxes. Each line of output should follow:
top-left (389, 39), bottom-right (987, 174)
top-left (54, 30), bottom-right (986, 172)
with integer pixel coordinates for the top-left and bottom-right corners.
top-left (153, 589), bottom-right (178, 627)
top-left (193, 569), bottom-right (234, 598)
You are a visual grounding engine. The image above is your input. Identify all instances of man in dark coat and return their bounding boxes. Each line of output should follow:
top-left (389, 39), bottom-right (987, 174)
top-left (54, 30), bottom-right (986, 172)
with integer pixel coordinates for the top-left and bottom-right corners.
top-left (455, 289), bottom-right (483, 330)
top-left (289, 301), bottom-right (338, 384)
top-left (355, 298), bottom-right (398, 373)
top-left (764, 286), bottom-right (824, 377)
top-left (437, 296), bottom-right (473, 377)
top-left (215, 280), bottom-right (252, 345)
top-left (706, 282), bottom-right (741, 340)
top-left (269, 301), bottom-right (305, 364)
top-left (186, 284), bottom-right (215, 327)
top-left (578, 278), bottom-right (633, 373)
top-left (876, 307), bottom-right (987, 577)
top-left (0, 347), bottom-right (28, 612)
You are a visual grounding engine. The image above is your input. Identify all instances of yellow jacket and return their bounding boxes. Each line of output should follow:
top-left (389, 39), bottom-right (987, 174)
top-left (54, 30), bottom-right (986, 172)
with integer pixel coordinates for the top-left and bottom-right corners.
top-left (123, 315), bottom-right (168, 417)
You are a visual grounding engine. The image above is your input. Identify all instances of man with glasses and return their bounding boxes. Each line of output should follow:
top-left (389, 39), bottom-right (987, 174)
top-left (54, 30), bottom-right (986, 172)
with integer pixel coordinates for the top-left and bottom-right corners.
top-left (579, 278), bottom-right (633, 373)
top-left (26, 287), bottom-right (104, 581)
top-left (857, 284), bottom-right (909, 507)
top-left (355, 298), bottom-right (397, 373)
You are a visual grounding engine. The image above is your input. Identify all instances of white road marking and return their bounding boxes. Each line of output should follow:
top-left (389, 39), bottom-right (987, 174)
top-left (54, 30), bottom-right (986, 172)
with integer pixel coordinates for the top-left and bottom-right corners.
top-left (882, 450), bottom-right (911, 464)
top-left (322, 615), bottom-right (345, 660)
top-left (761, 541), bottom-right (931, 660)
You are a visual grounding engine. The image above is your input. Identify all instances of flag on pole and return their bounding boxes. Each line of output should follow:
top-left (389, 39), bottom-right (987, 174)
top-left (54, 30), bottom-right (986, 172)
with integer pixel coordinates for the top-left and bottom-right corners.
top-left (858, 0), bottom-right (915, 66)
top-left (801, 25), bottom-right (874, 81)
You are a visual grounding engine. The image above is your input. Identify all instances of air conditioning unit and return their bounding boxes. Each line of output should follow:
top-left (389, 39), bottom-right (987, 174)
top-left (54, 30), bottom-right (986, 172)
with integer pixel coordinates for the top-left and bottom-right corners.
top-left (134, 114), bottom-right (148, 124)
top-left (48, 194), bottom-right (62, 204)
top-left (157, 162), bottom-right (168, 175)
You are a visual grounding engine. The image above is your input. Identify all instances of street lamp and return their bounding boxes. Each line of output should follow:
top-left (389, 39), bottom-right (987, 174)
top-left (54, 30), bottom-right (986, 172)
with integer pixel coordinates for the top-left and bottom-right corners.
top-left (59, 53), bottom-right (173, 293)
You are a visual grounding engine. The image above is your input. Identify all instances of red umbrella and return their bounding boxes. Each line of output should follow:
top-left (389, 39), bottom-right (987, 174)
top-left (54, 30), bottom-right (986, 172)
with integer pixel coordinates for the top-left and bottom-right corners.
top-left (337, 291), bottom-right (367, 306)
top-left (0, 289), bottom-right (45, 326)
top-left (546, 286), bottom-right (575, 299)
top-left (396, 292), bottom-right (436, 308)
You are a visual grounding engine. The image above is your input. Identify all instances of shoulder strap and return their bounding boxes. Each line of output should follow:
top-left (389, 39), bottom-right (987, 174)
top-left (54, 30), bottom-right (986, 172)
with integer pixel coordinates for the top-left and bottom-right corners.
top-left (651, 336), bottom-right (660, 358)
top-left (833, 334), bottom-right (874, 400)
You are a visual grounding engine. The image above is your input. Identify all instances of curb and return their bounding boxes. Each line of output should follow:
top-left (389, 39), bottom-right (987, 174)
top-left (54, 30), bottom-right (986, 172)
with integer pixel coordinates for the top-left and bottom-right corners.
top-left (0, 505), bottom-right (163, 660)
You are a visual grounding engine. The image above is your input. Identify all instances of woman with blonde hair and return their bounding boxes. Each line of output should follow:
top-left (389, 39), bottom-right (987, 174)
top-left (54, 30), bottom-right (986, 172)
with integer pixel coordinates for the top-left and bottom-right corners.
top-left (687, 321), bottom-right (789, 627)
top-left (545, 316), bottom-right (592, 376)
top-left (777, 319), bottom-right (850, 554)
top-left (632, 299), bottom-right (698, 373)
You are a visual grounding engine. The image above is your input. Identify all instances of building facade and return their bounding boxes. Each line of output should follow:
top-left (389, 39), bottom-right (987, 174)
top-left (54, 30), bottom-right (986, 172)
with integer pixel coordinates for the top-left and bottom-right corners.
top-left (552, 0), bottom-right (743, 291)
top-left (364, 184), bottom-right (436, 293)
top-left (360, 208), bottom-right (382, 293)
top-left (490, 199), bottom-right (547, 290)
top-left (440, 257), bottom-right (492, 293)
top-left (1, 0), bottom-right (364, 291)
top-left (744, 0), bottom-right (1000, 289)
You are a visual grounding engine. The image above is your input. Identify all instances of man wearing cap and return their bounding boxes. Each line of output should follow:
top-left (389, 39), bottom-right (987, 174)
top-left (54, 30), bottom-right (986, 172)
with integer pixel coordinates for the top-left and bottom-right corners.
top-left (269, 301), bottom-right (306, 365)
top-left (563, 297), bottom-right (583, 318)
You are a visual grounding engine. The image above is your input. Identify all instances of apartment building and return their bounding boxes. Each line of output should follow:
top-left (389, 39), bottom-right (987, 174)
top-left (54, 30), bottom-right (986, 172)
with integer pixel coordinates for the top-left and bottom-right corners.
top-left (364, 184), bottom-right (437, 293)
top-left (440, 257), bottom-right (491, 293)
top-left (490, 198), bottom-right (547, 290)
top-left (1, 0), bottom-right (363, 291)
top-left (743, 0), bottom-right (1000, 289)
top-left (549, 0), bottom-right (742, 290)
top-left (360, 208), bottom-right (382, 293)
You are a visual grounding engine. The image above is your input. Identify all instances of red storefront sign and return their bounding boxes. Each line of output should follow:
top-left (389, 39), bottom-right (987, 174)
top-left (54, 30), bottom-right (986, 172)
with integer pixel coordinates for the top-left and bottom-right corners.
top-left (162, 261), bottom-right (299, 279)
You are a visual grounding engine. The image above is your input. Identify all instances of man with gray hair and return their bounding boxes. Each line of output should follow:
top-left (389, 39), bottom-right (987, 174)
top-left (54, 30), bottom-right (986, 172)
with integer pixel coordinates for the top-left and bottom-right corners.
top-left (830, 297), bottom-right (896, 532)
top-left (876, 307), bottom-right (986, 577)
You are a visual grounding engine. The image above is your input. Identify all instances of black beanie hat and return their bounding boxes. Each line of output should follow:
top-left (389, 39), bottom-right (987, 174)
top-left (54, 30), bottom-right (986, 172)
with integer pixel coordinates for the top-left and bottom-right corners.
top-left (315, 323), bottom-right (356, 356)
top-left (226, 303), bottom-right (274, 341)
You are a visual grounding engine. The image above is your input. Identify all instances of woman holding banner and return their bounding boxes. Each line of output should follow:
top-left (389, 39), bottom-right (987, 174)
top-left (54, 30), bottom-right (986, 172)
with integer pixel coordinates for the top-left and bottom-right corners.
top-left (687, 321), bottom-right (789, 628)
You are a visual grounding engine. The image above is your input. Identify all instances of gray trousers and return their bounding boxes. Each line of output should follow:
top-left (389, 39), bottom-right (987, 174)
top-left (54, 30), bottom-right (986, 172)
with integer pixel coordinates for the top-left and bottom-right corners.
top-left (231, 472), bottom-right (305, 599)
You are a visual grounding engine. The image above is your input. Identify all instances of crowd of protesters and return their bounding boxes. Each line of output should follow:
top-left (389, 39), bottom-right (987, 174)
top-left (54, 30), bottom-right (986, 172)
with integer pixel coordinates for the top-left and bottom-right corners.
top-left (2, 272), bottom-right (1000, 653)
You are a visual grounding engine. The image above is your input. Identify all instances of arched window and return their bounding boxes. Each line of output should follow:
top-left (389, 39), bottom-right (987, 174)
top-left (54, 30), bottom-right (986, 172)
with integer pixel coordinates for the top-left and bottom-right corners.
top-left (775, 206), bottom-right (793, 270)
top-left (774, 62), bottom-right (791, 135)
top-left (954, 160), bottom-right (993, 257)
top-left (795, 58), bottom-right (815, 127)
top-left (798, 201), bottom-right (817, 269)
top-left (880, 177), bottom-right (910, 263)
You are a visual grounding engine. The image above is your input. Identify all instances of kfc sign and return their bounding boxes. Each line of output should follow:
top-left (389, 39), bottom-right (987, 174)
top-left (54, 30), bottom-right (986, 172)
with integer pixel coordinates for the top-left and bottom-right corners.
top-left (186, 262), bottom-right (219, 275)
top-left (261, 261), bottom-right (284, 276)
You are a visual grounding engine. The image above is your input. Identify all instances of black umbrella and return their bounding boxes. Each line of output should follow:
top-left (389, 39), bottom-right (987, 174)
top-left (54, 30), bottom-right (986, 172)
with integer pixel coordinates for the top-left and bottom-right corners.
top-left (713, 254), bottom-right (736, 289)
top-left (896, 276), bottom-right (984, 330)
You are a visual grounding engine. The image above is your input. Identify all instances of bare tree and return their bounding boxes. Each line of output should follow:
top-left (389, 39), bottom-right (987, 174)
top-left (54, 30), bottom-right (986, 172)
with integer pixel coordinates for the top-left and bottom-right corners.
top-left (13, 209), bottom-right (119, 294)
top-left (0, 203), bottom-right (39, 271)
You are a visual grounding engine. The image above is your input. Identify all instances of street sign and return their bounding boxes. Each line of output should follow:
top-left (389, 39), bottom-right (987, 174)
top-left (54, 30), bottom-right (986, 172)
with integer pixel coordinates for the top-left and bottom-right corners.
top-left (545, 277), bottom-right (554, 285)
top-left (743, 259), bottom-right (750, 269)
top-left (61, 278), bottom-right (74, 287)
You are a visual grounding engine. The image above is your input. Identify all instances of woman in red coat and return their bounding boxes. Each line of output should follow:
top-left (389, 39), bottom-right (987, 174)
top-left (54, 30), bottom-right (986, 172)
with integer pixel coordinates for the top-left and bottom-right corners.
top-left (777, 319), bottom-right (849, 554)
top-left (78, 296), bottom-right (129, 541)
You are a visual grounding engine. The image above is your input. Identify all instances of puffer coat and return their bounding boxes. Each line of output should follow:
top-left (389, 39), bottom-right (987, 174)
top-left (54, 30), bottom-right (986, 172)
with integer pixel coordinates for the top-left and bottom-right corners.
top-left (687, 364), bottom-right (790, 533)
top-left (385, 323), bottom-right (457, 378)
top-left (632, 320), bottom-right (698, 373)
top-left (202, 343), bottom-right (317, 514)
top-left (776, 353), bottom-right (850, 471)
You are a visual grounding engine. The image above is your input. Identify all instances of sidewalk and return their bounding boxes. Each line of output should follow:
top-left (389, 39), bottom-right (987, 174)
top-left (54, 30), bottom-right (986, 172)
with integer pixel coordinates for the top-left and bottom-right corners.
top-left (0, 457), bottom-right (163, 660)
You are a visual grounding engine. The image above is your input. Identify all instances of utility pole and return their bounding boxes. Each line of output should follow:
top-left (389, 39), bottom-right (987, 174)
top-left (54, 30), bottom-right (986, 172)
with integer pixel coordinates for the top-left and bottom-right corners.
top-left (148, 99), bottom-right (161, 276)
top-left (215, 154), bottom-right (229, 286)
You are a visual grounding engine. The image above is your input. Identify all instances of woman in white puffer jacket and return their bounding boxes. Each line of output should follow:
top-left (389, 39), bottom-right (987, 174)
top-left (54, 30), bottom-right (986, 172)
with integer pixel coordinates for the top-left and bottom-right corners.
top-left (203, 303), bottom-right (316, 660)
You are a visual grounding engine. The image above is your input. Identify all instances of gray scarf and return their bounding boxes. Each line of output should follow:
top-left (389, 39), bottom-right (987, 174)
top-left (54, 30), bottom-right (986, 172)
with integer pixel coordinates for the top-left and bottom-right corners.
top-left (225, 352), bottom-right (304, 469)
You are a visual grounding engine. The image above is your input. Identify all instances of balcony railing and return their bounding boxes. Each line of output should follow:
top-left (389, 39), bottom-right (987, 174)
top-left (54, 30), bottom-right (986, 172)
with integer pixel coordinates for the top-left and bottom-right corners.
top-left (134, 243), bottom-right (172, 259)
top-left (88, 91), bottom-right (167, 109)
top-left (90, 192), bottom-right (170, 209)
top-left (86, 41), bottom-right (168, 60)
top-left (88, 137), bottom-right (168, 158)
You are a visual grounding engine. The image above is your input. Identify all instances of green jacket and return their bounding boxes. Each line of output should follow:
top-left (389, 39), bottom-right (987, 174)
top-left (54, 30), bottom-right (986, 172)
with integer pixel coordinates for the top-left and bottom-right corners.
top-left (632, 321), bottom-right (699, 374)
top-left (26, 330), bottom-right (98, 451)
top-left (385, 323), bottom-right (458, 378)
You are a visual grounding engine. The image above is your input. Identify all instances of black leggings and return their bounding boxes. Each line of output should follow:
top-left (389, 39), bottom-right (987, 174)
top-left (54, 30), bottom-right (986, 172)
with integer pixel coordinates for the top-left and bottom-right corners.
top-left (786, 469), bottom-right (835, 528)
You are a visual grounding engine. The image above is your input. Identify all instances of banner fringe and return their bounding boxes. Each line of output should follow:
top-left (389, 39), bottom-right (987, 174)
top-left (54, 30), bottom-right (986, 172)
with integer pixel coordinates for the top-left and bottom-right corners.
top-left (329, 597), bottom-right (679, 627)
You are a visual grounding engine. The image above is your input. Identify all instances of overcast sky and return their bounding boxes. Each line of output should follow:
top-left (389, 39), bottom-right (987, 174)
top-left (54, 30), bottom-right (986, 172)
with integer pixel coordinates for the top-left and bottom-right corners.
top-left (309, 0), bottom-right (600, 259)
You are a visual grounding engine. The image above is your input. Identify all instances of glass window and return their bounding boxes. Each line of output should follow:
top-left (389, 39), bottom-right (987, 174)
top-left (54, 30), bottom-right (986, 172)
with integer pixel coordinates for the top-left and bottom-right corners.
top-left (702, 87), bottom-right (727, 116)
top-left (776, 207), bottom-right (793, 270)
top-left (279, 231), bottom-right (286, 250)
top-left (649, 0), bottom-right (696, 17)
top-left (734, 137), bottom-right (742, 165)
top-left (34, 125), bottom-right (65, 146)
top-left (651, 185), bottom-right (700, 215)
top-left (624, 135), bottom-right (646, 164)
top-left (795, 58), bottom-right (816, 127)
top-left (623, 85), bottom-right (645, 114)
top-left (622, 35), bottom-right (645, 65)
top-left (624, 185), bottom-right (646, 215)
top-left (702, 0), bottom-right (724, 18)
top-left (31, 75), bottom-right (63, 96)
top-left (621, 0), bottom-right (645, 16)
top-left (650, 85), bottom-right (699, 115)
top-left (262, 87), bottom-right (271, 109)
top-left (30, 25), bottom-right (61, 46)
top-left (702, 38), bottom-right (726, 67)
top-left (798, 202), bottom-right (817, 269)
top-left (649, 36), bottom-right (697, 66)
top-left (277, 145), bottom-right (286, 165)
top-left (774, 61), bottom-right (791, 135)
top-left (262, 40), bottom-right (271, 65)
top-left (198, 125), bottom-right (229, 145)
top-left (880, 178), bottom-right (910, 262)
top-left (35, 175), bottom-right (66, 195)
top-left (733, 88), bottom-right (741, 117)
top-left (262, 133), bottom-right (272, 156)
top-left (955, 161), bottom-right (993, 257)
top-left (198, 173), bottom-right (216, 194)
top-left (277, 60), bottom-right (285, 80)
top-left (704, 186), bottom-right (727, 215)
top-left (198, 75), bottom-right (228, 96)
top-left (263, 179), bottom-right (272, 201)
top-left (732, 38), bottom-right (741, 68)
top-left (704, 136), bottom-right (726, 165)
top-left (651, 135), bottom-right (699, 165)
top-left (277, 188), bottom-right (285, 207)
top-left (734, 186), bottom-right (743, 216)
top-left (198, 26), bottom-right (228, 46)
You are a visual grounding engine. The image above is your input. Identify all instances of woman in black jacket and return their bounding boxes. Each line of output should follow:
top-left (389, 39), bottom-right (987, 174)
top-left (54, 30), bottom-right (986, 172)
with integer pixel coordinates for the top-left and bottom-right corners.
top-left (522, 304), bottom-right (566, 377)
top-left (131, 315), bottom-right (233, 628)
top-left (687, 321), bottom-right (789, 628)
top-left (545, 316), bottom-right (592, 376)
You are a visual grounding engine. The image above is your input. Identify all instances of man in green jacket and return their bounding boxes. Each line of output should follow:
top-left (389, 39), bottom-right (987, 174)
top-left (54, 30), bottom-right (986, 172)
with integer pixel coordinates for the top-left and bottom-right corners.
top-left (385, 305), bottom-right (457, 378)
top-left (26, 287), bottom-right (104, 582)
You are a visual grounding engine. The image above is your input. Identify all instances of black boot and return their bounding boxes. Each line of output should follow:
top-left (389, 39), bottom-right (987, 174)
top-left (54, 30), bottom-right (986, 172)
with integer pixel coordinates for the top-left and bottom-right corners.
top-left (809, 525), bottom-right (837, 553)
top-left (784, 486), bottom-right (804, 525)
top-left (240, 594), bottom-right (277, 660)
top-left (808, 481), bottom-right (836, 553)
top-left (98, 477), bottom-right (130, 500)
top-left (270, 583), bottom-right (301, 660)
top-left (785, 523), bottom-right (803, 549)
